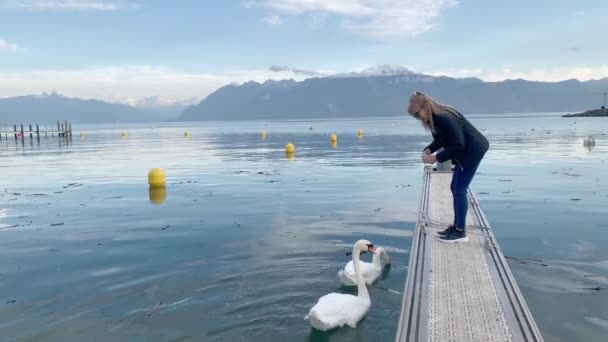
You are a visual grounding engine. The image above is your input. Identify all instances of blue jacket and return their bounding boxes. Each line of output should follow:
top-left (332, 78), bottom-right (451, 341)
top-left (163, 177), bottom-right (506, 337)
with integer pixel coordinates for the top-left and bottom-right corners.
top-left (425, 113), bottom-right (489, 169)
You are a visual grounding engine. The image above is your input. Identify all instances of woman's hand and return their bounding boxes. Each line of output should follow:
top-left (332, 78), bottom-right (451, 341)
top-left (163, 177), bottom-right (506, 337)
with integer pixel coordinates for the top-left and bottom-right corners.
top-left (421, 149), bottom-right (431, 162)
top-left (423, 153), bottom-right (437, 165)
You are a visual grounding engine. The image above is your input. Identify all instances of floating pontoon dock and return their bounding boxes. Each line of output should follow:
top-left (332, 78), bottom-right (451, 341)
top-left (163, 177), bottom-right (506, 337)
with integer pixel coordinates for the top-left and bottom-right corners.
top-left (396, 166), bottom-right (543, 342)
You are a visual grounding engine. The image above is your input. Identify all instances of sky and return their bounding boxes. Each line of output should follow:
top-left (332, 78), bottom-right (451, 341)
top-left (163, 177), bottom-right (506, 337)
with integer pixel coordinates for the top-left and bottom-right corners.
top-left (0, 0), bottom-right (607, 104)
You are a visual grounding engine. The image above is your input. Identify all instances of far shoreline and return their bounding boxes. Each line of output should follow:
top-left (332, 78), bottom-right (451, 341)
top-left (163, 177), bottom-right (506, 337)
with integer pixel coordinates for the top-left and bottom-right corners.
top-left (563, 108), bottom-right (607, 117)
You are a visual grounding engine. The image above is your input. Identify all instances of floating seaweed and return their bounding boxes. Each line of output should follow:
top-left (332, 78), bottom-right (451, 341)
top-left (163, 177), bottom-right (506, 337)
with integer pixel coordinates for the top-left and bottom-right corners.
top-left (146, 300), bottom-right (163, 316)
top-left (505, 256), bottom-right (549, 267)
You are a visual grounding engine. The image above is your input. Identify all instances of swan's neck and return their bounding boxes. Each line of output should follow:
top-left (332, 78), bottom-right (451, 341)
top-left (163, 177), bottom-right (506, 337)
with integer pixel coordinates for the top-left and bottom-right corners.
top-left (352, 247), bottom-right (370, 299)
top-left (372, 247), bottom-right (384, 267)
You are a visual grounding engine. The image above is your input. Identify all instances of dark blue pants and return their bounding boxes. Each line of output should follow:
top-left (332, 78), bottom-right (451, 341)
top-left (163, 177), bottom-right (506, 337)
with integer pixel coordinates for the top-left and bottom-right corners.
top-left (450, 160), bottom-right (482, 231)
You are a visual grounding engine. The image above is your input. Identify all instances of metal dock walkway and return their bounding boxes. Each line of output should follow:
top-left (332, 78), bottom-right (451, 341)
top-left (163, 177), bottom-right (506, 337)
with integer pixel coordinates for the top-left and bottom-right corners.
top-left (396, 167), bottom-right (543, 342)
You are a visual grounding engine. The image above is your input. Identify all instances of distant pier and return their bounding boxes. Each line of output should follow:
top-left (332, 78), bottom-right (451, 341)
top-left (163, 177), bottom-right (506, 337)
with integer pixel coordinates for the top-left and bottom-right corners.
top-left (0, 121), bottom-right (73, 141)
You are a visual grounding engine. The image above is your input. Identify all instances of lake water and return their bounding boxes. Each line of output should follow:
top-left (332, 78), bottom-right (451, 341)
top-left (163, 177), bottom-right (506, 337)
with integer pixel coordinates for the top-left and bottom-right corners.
top-left (1, 114), bottom-right (607, 342)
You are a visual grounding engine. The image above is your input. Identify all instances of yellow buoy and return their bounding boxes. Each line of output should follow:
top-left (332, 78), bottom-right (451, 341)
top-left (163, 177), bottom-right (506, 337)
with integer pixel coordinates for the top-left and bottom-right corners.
top-left (184, 131), bottom-right (189, 137)
top-left (357, 129), bottom-right (363, 136)
top-left (285, 151), bottom-right (295, 160)
top-left (285, 142), bottom-right (295, 153)
top-left (261, 130), bottom-right (267, 140)
top-left (148, 168), bottom-right (166, 188)
top-left (121, 131), bottom-right (127, 138)
top-left (330, 134), bottom-right (337, 143)
top-left (80, 132), bottom-right (85, 138)
top-left (149, 187), bottom-right (167, 205)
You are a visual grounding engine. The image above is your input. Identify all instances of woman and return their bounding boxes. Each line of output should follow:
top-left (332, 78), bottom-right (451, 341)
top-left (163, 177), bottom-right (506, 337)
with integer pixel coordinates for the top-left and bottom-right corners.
top-left (407, 92), bottom-right (489, 243)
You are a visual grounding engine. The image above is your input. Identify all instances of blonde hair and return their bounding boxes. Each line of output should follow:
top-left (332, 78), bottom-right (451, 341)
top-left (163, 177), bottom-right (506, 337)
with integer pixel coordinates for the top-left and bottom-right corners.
top-left (408, 91), bottom-right (462, 132)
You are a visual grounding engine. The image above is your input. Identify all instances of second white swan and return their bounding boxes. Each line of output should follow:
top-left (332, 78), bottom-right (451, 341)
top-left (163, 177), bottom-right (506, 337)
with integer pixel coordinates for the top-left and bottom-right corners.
top-left (338, 246), bottom-right (391, 286)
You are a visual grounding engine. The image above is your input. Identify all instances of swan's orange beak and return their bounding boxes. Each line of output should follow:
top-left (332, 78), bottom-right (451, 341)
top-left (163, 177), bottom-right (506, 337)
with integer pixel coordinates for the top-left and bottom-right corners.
top-left (367, 246), bottom-right (376, 254)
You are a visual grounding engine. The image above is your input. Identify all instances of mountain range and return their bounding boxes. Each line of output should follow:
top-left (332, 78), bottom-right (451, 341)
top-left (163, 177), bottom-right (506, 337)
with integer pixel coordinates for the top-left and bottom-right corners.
top-left (0, 93), bottom-right (184, 124)
top-left (1, 70), bottom-right (607, 124)
top-left (181, 70), bottom-right (608, 121)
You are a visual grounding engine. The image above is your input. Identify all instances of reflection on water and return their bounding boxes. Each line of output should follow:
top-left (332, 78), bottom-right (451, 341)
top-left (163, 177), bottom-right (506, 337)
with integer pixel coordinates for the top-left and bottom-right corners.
top-left (0, 114), bottom-right (607, 342)
top-left (149, 187), bottom-right (167, 205)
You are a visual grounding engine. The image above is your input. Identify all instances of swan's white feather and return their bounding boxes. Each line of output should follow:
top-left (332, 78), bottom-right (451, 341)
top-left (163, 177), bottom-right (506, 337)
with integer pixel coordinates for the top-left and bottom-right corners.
top-left (305, 293), bottom-right (370, 331)
top-left (338, 260), bottom-right (380, 286)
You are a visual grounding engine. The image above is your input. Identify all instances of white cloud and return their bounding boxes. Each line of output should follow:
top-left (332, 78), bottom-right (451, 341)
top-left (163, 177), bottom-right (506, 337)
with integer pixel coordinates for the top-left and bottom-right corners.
top-left (424, 65), bottom-right (608, 82)
top-left (115, 96), bottom-right (200, 108)
top-left (0, 0), bottom-right (139, 11)
top-left (0, 65), bottom-right (317, 102)
top-left (269, 65), bottom-right (325, 76)
top-left (356, 64), bottom-right (417, 76)
top-left (262, 14), bottom-right (283, 25)
top-left (308, 12), bottom-right (328, 28)
top-left (247, 0), bottom-right (458, 38)
top-left (0, 39), bottom-right (17, 52)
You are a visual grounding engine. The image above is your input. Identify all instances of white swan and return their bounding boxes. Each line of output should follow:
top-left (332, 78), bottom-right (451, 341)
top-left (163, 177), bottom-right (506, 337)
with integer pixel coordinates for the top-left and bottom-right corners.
top-left (305, 239), bottom-right (375, 331)
top-left (338, 247), bottom-right (391, 286)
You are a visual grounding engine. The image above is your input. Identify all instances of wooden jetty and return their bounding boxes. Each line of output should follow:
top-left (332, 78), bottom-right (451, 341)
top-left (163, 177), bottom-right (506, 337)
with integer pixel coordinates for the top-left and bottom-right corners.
top-left (396, 165), bottom-right (543, 342)
top-left (0, 121), bottom-right (72, 140)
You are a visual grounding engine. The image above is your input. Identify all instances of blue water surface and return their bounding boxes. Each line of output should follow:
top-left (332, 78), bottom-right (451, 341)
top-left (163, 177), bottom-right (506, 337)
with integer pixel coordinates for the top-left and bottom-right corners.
top-left (0, 114), bottom-right (607, 341)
